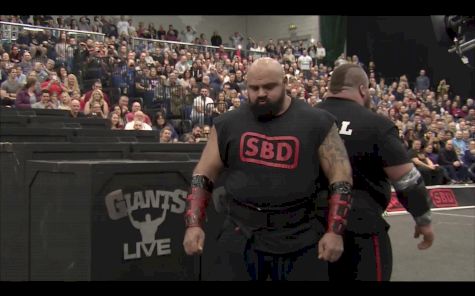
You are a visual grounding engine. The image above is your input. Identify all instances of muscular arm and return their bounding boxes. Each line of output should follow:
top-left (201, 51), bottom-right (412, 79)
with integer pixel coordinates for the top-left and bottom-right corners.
top-left (384, 162), bottom-right (415, 183)
top-left (384, 162), bottom-right (434, 249)
top-left (317, 124), bottom-right (353, 261)
top-left (318, 124), bottom-right (353, 185)
top-left (183, 126), bottom-right (224, 254)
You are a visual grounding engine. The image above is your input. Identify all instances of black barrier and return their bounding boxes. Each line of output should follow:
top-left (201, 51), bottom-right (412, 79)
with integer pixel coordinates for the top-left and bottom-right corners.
top-left (74, 129), bottom-right (159, 142)
top-left (0, 127), bottom-right (75, 142)
top-left (0, 142), bottom-right (208, 280)
top-left (28, 116), bottom-right (109, 129)
top-left (0, 142), bottom-right (132, 281)
top-left (0, 108), bottom-right (68, 117)
top-left (130, 143), bottom-right (203, 161)
top-left (0, 115), bottom-right (29, 127)
top-left (26, 160), bottom-right (198, 281)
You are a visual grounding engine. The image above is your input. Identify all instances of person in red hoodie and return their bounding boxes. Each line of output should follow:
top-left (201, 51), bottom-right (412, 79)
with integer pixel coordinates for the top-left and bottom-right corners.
top-left (40, 71), bottom-right (67, 96)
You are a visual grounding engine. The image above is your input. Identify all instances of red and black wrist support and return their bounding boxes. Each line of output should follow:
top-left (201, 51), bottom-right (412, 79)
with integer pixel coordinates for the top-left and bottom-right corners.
top-left (327, 181), bottom-right (352, 235)
top-left (185, 175), bottom-right (214, 228)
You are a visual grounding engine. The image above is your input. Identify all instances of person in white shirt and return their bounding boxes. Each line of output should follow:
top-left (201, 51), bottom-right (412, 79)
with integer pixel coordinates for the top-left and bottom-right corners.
top-left (117, 16), bottom-right (130, 37)
top-left (316, 41), bottom-right (326, 64)
top-left (191, 87), bottom-right (214, 126)
top-left (124, 111), bottom-right (153, 130)
top-left (181, 25), bottom-right (197, 44)
top-left (298, 50), bottom-right (313, 80)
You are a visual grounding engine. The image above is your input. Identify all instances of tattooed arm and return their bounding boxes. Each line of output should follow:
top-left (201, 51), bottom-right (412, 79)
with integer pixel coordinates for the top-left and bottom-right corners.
top-left (317, 123), bottom-right (353, 262)
top-left (318, 123), bottom-right (353, 185)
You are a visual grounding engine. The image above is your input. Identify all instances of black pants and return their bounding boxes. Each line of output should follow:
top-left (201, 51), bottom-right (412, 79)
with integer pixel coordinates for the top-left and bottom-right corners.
top-left (416, 165), bottom-right (444, 185)
top-left (329, 230), bottom-right (392, 281)
top-left (207, 220), bottom-right (328, 281)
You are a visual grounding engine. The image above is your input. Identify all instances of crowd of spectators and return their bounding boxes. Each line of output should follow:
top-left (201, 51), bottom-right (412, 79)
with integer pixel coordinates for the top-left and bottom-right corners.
top-left (1, 15), bottom-right (474, 183)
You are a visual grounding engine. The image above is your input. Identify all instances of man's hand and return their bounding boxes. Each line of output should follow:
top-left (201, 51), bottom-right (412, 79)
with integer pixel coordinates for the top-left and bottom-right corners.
top-left (414, 224), bottom-right (434, 250)
top-left (183, 227), bottom-right (205, 255)
top-left (318, 232), bottom-right (344, 262)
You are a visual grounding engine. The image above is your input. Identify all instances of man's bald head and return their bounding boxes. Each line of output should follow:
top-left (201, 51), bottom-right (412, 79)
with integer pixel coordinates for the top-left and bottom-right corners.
top-left (329, 63), bottom-right (368, 94)
top-left (247, 57), bottom-right (285, 82)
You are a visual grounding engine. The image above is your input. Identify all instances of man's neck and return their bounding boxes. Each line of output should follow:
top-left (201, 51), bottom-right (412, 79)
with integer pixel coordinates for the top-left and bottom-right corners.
top-left (326, 91), bottom-right (363, 106)
top-left (276, 96), bottom-right (292, 117)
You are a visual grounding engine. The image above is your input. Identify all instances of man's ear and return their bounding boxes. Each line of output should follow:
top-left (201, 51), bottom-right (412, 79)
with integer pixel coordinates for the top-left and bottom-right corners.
top-left (359, 85), bottom-right (366, 98)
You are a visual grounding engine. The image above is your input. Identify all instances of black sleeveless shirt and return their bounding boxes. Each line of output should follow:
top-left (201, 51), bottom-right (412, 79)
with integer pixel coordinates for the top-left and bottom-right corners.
top-left (214, 98), bottom-right (335, 208)
top-left (213, 99), bottom-right (335, 253)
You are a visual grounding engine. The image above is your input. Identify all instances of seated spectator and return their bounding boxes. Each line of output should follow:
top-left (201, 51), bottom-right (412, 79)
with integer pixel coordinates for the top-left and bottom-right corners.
top-left (452, 130), bottom-right (468, 158)
top-left (152, 111), bottom-right (179, 142)
top-left (68, 98), bottom-right (85, 118)
top-left (228, 97), bottom-right (241, 111)
top-left (124, 111), bottom-right (152, 130)
top-left (15, 77), bottom-right (39, 109)
top-left (80, 80), bottom-right (110, 110)
top-left (408, 139), bottom-right (444, 185)
top-left (84, 89), bottom-right (109, 118)
top-left (439, 140), bottom-right (472, 183)
top-left (86, 102), bottom-right (105, 119)
top-left (1, 68), bottom-right (22, 106)
top-left (40, 71), bottom-right (67, 96)
top-left (463, 140), bottom-right (475, 181)
top-left (57, 91), bottom-right (71, 110)
top-left (64, 74), bottom-right (80, 96)
top-left (159, 126), bottom-right (174, 143)
top-left (109, 112), bottom-right (123, 130)
top-left (125, 100), bottom-right (152, 125)
top-left (180, 124), bottom-right (202, 143)
top-left (31, 89), bottom-right (56, 109)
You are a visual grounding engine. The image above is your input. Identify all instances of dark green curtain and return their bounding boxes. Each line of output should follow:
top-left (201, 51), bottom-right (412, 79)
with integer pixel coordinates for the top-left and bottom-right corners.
top-left (320, 16), bottom-right (347, 65)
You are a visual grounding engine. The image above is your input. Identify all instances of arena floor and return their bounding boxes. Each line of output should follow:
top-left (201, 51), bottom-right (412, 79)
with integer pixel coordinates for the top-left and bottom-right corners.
top-left (387, 207), bottom-right (475, 281)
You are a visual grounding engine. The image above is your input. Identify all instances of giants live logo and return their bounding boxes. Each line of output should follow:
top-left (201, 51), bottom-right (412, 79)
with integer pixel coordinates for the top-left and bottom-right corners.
top-left (239, 132), bottom-right (300, 169)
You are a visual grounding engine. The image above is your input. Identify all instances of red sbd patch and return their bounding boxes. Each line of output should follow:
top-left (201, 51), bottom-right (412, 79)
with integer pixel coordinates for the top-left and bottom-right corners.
top-left (386, 192), bottom-right (405, 212)
top-left (239, 132), bottom-right (300, 169)
top-left (429, 189), bottom-right (458, 208)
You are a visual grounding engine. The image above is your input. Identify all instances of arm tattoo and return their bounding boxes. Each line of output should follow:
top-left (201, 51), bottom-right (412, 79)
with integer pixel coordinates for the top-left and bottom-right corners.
top-left (319, 124), bottom-right (352, 183)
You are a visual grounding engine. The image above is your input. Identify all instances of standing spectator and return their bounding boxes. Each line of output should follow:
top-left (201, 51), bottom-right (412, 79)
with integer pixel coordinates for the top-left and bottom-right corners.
top-left (117, 16), bottom-right (130, 38)
top-left (298, 50), bottom-right (313, 80)
top-left (229, 32), bottom-right (243, 49)
top-left (415, 69), bottom-right (430, 93)
top-left (191, 87), bottom-right (214, 126)
top-left (181, 25), bottom-right (197, 44)
top-left (211, 31), bottom-right (222, 46)
top-left (19, 51), bottom-right (33, 75)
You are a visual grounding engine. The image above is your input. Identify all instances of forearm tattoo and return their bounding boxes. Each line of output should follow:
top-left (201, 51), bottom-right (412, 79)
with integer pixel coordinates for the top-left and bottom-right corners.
top-left (319, 124), bottom-right (352, 182)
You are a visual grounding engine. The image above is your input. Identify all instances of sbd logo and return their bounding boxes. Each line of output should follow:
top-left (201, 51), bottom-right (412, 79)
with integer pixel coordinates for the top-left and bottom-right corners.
top-left (239, 132), bottom-right (300, 169)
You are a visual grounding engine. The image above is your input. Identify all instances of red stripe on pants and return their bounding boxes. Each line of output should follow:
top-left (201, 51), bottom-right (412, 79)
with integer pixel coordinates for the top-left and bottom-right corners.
top-left (372, 234), bottom-right (382, 281)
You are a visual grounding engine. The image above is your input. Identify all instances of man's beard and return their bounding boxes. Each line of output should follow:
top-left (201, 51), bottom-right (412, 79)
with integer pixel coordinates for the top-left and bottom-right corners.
top-left (249, 89), bottom-right (286, 121)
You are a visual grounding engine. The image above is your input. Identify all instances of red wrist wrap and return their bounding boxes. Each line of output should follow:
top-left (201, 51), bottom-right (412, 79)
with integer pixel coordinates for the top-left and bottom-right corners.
top-left (184, 175), bottom-right (213, 228)
top-left (327, 182), bottom-right (352, 235)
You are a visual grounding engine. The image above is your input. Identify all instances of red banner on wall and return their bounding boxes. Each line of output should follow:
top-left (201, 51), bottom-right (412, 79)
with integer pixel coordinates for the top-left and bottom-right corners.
top-left (429, 188), bottom-right (458, 208)
top-left (386, 188), bottom-right (459, 212)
